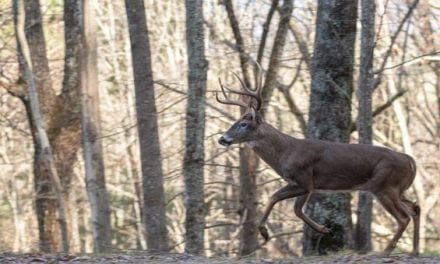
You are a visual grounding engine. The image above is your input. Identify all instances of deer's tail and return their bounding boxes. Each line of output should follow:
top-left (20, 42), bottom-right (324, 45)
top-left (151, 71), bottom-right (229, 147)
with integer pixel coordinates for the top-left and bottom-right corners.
top-left (405, 155), bottom-right (417, 191)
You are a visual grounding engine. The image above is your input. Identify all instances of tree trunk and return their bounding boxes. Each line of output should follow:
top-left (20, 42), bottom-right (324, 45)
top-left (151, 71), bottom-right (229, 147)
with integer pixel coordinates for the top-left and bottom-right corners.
top-left (80, 0), bottom-right (112, 253)
top-left (12, 0), bottom-right (84, 252)
top-left (261, 0), bottom-right (294, 114)
top-left (45, 0), bottom-right (83, 252)
top-left (183, 0), bottom-right (208, 255)
top-left (13, 0), bottom-right (58, 252)
top-left (15, 0), bottom-right (69, 252)
top-left (303, 0), bottom-right (357, 255)
top-left (221, 1), bottom-right (259, 254)
top-left (22, 1), bottom-right (59, 252)
top-left (222, 0), bottom-right (293, 255)
top-left (238, 147), bottom-right (258, 255)
top-left (355, 0), bottom-right (376, 253)
top-left (124, 0), bottom-right (169, 251)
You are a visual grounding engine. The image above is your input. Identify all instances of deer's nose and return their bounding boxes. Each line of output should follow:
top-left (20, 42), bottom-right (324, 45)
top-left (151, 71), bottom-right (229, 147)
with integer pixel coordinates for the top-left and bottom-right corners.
top-left (218, 136), bottom-right (232, 146)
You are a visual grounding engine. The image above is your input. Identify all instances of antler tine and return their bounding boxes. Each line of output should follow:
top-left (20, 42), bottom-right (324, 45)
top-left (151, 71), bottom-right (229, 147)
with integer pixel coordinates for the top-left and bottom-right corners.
top-left (231, 72), bottom-right (256, 94)
top-left (218, 78), bottom-right (229, 99)
top-left (255, 62), bottom-right (264, 97)
top-left (231, 72), bottom-right (262, 110)
top-left (216, 78), bottom-right (248, 108)
top-left (218, 75), bottom-right (261, 107)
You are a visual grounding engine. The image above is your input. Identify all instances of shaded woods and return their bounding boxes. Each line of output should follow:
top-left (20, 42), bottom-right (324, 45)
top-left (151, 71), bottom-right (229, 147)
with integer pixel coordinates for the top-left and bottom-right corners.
top-left (0, 0), bottom-right (439, 260)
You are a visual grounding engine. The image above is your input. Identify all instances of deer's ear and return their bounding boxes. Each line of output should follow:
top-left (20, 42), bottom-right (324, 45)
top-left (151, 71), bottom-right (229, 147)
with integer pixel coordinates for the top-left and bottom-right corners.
top-left (250, 107), bottom-right (262, 124)
top-left (250, 107), bottom-right (256, 120)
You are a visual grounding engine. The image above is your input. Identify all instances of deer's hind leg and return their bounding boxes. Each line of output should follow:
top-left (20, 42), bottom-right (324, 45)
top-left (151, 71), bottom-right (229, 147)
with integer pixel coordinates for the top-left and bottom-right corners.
top-left (375, 190), bottom-right (411, 255)
top-left (401, 197), bottom-right (420, 256)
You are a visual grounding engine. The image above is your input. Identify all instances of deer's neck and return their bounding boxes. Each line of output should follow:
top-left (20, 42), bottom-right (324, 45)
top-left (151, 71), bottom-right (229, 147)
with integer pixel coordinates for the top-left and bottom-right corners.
top-left (246, 123), bottom-right (295, 175)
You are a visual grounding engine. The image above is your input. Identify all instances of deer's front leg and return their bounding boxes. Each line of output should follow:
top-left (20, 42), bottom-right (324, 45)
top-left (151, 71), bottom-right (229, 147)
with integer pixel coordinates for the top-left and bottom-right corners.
top-left (294, 193), bottom-right (331, 234)
top-left (258, 183), bottom-right (307, 241)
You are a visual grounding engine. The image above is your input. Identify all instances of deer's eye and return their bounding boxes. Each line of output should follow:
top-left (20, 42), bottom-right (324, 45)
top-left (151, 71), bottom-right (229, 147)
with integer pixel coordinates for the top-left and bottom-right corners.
top-left (239, 122), bottom-right (248, 128)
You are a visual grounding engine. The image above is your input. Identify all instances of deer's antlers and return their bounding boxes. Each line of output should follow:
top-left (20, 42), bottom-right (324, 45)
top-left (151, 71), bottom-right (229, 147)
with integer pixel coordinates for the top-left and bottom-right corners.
top-left (216, 64), bottom-right (263, 110)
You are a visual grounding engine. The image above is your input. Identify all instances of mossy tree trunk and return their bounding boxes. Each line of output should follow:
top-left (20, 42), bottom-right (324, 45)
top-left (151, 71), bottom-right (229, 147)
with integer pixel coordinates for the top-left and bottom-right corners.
top-left (303, 0), bottom-right (358, 255)
top-left (183, 0), bottom-right (208, 255)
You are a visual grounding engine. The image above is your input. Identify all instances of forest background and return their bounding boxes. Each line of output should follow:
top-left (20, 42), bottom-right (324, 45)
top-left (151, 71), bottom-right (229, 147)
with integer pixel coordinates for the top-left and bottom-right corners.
top-left (0, 0), bottom-right (439, 259)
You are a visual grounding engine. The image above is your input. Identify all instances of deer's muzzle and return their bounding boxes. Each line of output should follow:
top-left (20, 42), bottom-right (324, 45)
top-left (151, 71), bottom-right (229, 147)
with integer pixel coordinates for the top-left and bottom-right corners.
top-left (218, 136), bottom-right (232, 146)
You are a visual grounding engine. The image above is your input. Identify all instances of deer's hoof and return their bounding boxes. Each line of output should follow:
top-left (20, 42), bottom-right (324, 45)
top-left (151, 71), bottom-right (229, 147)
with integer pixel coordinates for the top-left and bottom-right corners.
top-left (381, 248), bottom-right (393, 256)
top-left (317, 225), bottom-right (331, 234)
top-left (380, 251), bottom-right (392, 257)
top-left (258, 225), bottom-right (269, 241)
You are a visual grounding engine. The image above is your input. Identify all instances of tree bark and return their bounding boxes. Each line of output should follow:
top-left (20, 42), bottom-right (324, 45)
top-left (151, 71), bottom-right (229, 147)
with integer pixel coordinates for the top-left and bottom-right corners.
top-left (261, 0), bottom-right (294, 115)
top-left (237, 147), bottom-right (258, 255)
top-left (124, 0), bottom-right (169, 251)
top-left (355, 0), bottom-right (376, 253)
top-left (222, 0), bottom-right (258, 255)
top-left (183, 0), bottom-right (208, 255)
top-left (22, 0), bottom-right (56, 252)
top-left (14, 0), bottom-right (69, 252)
top-left (44, 0), bottom-right (83, 252)
top-left (223, 0), bottom-right (252, 88)
top-left (80, 0), bottom-right (112, 253)
top-left (13, 0), bottom-right (58, 252)
top-left (12, 0), bottom-right (84, 252)
top-left (303, 0), bottom-right (357, 255)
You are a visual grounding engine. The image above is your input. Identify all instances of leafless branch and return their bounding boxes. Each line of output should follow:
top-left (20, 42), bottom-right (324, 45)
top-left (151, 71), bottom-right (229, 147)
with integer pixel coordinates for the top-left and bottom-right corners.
top-left (374, 50), bottom-right (440, 73)
top-left (260, 0), bottom-right (293, 114)
top-left (155, 80), bottom-right (236, 122)
top-left (351, 89), bottom-right (407, 132)
top-left (288, 22), bottom-right (311, 71)
top-left (372, 89), bottom-right (407, 117)
top-left (256, 0), bottom-right (279, 66)
top-left (276, 60), bottom-right (307, 134)
top-left (0, 76), bottom-right (27, 99)
top-left (374, 0), bottom-right (420, 88)
top-left (223, 0), bottom-right (252, 88)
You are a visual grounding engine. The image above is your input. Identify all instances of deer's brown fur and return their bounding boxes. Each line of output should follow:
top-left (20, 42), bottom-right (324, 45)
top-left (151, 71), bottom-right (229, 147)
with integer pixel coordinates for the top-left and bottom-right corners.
top-left (217, 73), bottom-right (420, 255)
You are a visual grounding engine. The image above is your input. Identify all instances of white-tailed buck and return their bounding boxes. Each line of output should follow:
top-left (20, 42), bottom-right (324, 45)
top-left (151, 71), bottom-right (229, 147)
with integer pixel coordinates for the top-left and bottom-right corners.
top-left (216, 71), bottom-right (420, 255)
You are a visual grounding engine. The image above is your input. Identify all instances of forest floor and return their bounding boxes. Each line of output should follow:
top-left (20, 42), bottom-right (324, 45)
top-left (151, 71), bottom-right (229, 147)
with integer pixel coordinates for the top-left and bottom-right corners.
top-left (1, 251), bottom-right (440, 264)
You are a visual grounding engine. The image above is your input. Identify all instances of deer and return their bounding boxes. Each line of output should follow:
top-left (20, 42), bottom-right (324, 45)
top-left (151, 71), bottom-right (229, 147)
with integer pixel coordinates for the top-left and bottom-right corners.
top-left (216, 72), bottom-right (420, 256)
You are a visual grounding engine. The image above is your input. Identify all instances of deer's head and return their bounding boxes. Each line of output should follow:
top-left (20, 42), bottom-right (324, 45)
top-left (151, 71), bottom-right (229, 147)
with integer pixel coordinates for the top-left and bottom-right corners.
top-left (216, 71), bottom-right (264, 146)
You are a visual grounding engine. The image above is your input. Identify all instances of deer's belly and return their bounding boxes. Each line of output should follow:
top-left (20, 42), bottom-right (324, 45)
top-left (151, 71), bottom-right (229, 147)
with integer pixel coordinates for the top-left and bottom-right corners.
top-left (313, 172), bottom-right (372, 191)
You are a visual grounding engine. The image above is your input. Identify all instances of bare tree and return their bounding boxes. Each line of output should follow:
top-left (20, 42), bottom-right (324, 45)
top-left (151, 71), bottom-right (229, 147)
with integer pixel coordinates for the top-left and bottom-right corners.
top-left (12, 0), bottom-right (57, 252)
top-left (80, 0), bottom-right (112, 253)
top-left (124, 0), bottom-right (168, 251)
top-left (222, 0), bottom-right (293, 255)
top-left (261, 0), bottom-right (294, 114)
top-left (14, 0), bottom-right (69, 252)
top-left (355, 0), bottom-right (376, 253)
top-left (183, 0), bottom-right (208, 255)
top-left (46, 0), bottom-right (84, 252)
top-left (303, 0), bottom-right (358, 255)
top-left (11, 0), bottom-right (79, 252)
top-left (9, 0), bottom-right (84, 252)
top-left (222, 0), bottom-right (259, 255)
